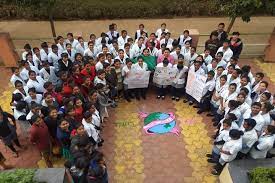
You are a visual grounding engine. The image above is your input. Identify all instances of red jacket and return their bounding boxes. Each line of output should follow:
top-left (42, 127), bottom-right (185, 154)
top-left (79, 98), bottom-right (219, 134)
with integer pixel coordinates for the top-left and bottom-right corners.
top-left (30, 122), bottom-right (51, 152)
top-left (81, 66), bottom-right (96, 82)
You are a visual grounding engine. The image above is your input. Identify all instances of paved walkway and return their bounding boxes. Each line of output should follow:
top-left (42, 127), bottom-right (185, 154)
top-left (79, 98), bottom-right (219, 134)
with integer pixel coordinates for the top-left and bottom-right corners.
top-left (0, 58), bottom-right (274, 182)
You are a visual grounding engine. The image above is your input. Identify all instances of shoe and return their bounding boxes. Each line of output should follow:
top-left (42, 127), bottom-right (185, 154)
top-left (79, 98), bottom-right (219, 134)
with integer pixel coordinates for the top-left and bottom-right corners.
top-left (136, 97), bottom-right (140, 101)
top-left (207, 158), bottom-right (216, 163)
top-left (206, 154), bottom-right (212, 158)
top-left (175, 97), bottom-right (180, 101)
top-left (172, 96), bottom-right (175, 100)
top-left (207, 113), bottom-right (214, 117)
top-left (193, 105), bottom-right (200, 108)
top-left (197, 110), bottom-right (204, 114)
top-left (157, 96), bottom-right (161, 99)
top-left (189, 101), bottom-right (194, 105)
top-left (183, 99), bottom-right (188, 103)
top-left (126, 98), bottom-right (131, 102)
top-left (142, 95), bottom-right (146, 100)
top-left (161, 96), bottom-right (165, 100)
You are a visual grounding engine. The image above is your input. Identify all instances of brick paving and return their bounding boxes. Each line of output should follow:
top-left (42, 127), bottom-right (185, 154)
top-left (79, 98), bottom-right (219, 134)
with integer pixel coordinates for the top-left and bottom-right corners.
top-left (0, 58), bottom-right (275, 183)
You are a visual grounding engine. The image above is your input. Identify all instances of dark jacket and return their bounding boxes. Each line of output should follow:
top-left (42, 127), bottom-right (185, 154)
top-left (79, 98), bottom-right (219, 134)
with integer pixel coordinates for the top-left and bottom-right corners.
top-left (205, 39), bottom-right (220, 57)
top-left (211, 30), bottom-right (228, 46)
top-left (58, 59), bottom-right (73, 73)
top-left (229, 37), bottom-right (243, 58)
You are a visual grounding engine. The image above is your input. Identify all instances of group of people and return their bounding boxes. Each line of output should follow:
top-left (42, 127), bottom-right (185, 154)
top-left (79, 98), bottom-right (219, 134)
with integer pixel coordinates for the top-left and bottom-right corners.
top-left (0, 21), bottom-right (273, 180)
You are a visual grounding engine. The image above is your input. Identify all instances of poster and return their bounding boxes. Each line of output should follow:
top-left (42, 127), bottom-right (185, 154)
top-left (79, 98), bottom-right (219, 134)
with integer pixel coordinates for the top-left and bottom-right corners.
top-left (127, 70), bottom-right (151, 89)
top-left (186, 70), bottom-right (207, 102)
top-left (153, 67), bottom-right (178, 86)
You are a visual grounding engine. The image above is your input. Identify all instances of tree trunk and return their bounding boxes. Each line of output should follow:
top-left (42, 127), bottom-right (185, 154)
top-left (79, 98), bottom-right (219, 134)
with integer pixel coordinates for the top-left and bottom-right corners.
top-left (227, 16), bottom-right (236, 34)
top-left (49, 11), bottom-right (57, 43)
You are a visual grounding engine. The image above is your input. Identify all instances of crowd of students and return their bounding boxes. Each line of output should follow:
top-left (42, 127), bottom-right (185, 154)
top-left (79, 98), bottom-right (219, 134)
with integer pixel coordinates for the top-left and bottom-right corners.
top-left (0, 22), bottom-right (274, 180)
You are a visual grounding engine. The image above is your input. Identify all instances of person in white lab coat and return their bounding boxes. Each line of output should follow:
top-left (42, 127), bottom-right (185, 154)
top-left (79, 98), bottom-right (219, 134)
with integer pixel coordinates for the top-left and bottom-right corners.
top-left (249, 125), bottom-right (275, 159)
top-left (39, 61), bottom-right (58, 86)
top-left (10, 67), bottom-right (26, 86)
top-left (216, 40), bottom-right (233, 63)
top-left (251, 72), bottom-right (265, 98)
top-left (106, 24), bottom-right (119, 42)
top-left (75, 36), bottom-right (88, 55)
top-left (26, 53), bottom-right (40, 69)
top-left (56, 36), bottom-right (66, 55)
top-left (210, 129), bottom-right (243, 175)
top-left (238, 118), bottom-right (258, 158)
top-left (117, 30), bottom-right (131, 49)
top-left (22, 43), bottom-right (32, 60)
top-left (155, 23), bottom-right (169, 38)
top-left (261, 102), bottom-right (274, 127)
top-left (20, 61), bottom-right (40, 82)
top-left (33, 47), bottom-right (42, 67)
top-left (24, 87), bottom-right (43, 105)
top-left (131, 56), bottom-right (149, 100)
top-left (135, 24), bottom-right (148, 40)
top-left (130, 37), bottom-right (145, 59)
top-left (82, 111), bottom-right (103, 147)
top-left (84, 41), bottom-right (97, 59)
top-left (183, 47), bottom-right (198, 67)
top-left (64, 43), bottom-right (76, 62)
top-left (26, 70), bottom-right (45, 94)
top-left (171, 58), bottom-right (188, 101)
top-left (159, 32), bottom-right (173, 48)
top-left (114, 49), bottom-right (128, 66)
top-left (48, 44), bottom-right (60, 70)
top-left (40, 42), bottom-right (51, 62)
top-left (178, 30), bottom-right (192, 46)
top-left (65, 33), bottom-right (79, 50)
top-left (122, 59), bottom-right (133, 102)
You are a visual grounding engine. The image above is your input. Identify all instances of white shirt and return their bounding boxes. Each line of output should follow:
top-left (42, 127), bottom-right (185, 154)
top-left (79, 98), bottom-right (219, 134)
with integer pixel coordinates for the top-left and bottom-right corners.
top-left (216, 47), bottom-right (233, 63)
top-left (160, 38), bottom-right (173, 47)
top-left (24, 94), bottom-right (43, 105)
top-left (132, 62), bottom-right (148, 71)
top-left (47, 52), bottom-right (60, 69)
top-left (243, 110), bottom-right (265, 133)
top-left (39, 66), bottom-right (58, 85)
top-left (220, 90), bottom-right (238, 109)
top-left (261, 112), bottom-right (272, 126)
top-left (114, 55), bottom-right (128, 66)
top-left (201, 54), bottom-right (213, 65)
top-left (40, 48), bottom-right (52, 61)
top-left (170, 51), bottom-right (181, 60)
top-left (156, 62), bottom-right (173, 68)
top-left (211, 82), bottom-right (228, 107)
top-left (178, 35), bottom-right (192, 46)
top-left (63, 49), bottom-right (76, 62)
top-left (250, 133), bottom-right (275, 159)
top-left (155, 28), bottom-right (169, 38)
top-left (76, 42), bottom-right (88, 55)
top-left (130, 44), bottom-right (145, 59)
top-left (184, 52), bottom-right (198, 66)
top-left (84, 48), bottom-right (97, 58)
top-left (240, 127), bottom-right (258, 154)
top-left (95, 62), bottom-right (104, 71)
top-left (202, 79), bottom-right (215, 96)
top-left (57, 43), bottom-right (66, 55)
top-left (65, 39), bottom-right (79, 49)
top-left (95, 37), bottom-right (109, 47)
top-left (20, 66), bottom-right (40, 81)
top-left (13, 108), bottom-right (26, 120)
top-left (94, 76), bottom-right (106, 86)
top-left (10, 74), bottom-right (26, 86)
top-left (189, 64), bottom-right (205, 76)
top-left (82, 119), bottom-right (100, 142)
top-left (180, 47), bottom-right (190, 56)
top-left (220, 138), bottom-right (242, 162)
top-left (148, 47), bottom-right (159, 57)
top-left (26, 76), bottom-right (45, 93)
top-left (92, 110), bottom-right (101, 128)
top-left (237, 102), bottom-right (250, 116)
top-left (118, 36), bottom-right (131, 49)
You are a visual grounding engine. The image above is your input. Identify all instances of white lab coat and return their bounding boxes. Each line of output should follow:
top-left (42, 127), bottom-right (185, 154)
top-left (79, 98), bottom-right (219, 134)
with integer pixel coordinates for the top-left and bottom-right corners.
top-left (219, 90), bottom-right (238, 110)
top-left (261, 112), bottom-right (272, 126)
top-left (202, 79), bottom-right (215, 97)
top-left (95, 62), bottom-right (104, 71)
top-left (216, 47), bottom-right (233, 63)
top-left (26, 76), bottom-right (45, 93)
top-left (178, 35), bottom-right (192, 46)
top-left (92, 110), bottom-right (101, 128)
top-left (132, 62), bottom-right (148, 71)
top-left (240, 127), bottom-right (258, 154)
top-left (148, 47), bottom-right (159, 57)
top-left (172, 65), bottom-right (188, 88)
top-left (118, 36), bottom-right (131, 49)
top-left (243, 110), bottom-right (265, 133)
top-left (155, 28), bottom-right (169, 38)
top-left (40, 48), bottom-right (52, 61)
top-left (211, 82), bottom-right (228, 107)
top-left (65, 39), bottom-right (79, 49)
top-left (20, 66), bottom-right (40, 81)
top-left (57, 42), bottom-right (66, 55)
top-left (84, 48), bottom-right (97, 58)
top-left (47, 51), bottom-right (60, 70)
top-left (39, 66), bottom-right (58, 85)
top-left (82, 118), bottom-right (100, 143)
top-left (201, 54), bottom-right (213, 65)
top-left (130, 44), bottom-right (145, 59)
top-left (95, 37), bottom-right (109, 47)
top-left (114, 55), bottom-right (128, 66)
top-left (122, 65), bottom-right (132, 85)
top-left (63, 49), bottom-right (76, 62)
top-left (220, 138), bottom-right (242, 162)
top-left (24, 94), bottom-right (43, 105)
top-left (10, 74), bottom-right (26, 86)
top-left (159, 38), bottom-right (173, 47)
top-left (184, 52), bottom-right (198, 66)
top-left (76, 42), bottom-right (88, 55)
top-left (250, 134), bottom-right (275, 159)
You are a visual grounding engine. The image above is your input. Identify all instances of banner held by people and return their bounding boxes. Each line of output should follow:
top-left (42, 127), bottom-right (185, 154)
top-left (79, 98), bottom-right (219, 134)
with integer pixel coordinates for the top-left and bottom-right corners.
top-left (127, 70), bottom-right (151, 89)
top-left (153, 67), bottom-right (178, 86)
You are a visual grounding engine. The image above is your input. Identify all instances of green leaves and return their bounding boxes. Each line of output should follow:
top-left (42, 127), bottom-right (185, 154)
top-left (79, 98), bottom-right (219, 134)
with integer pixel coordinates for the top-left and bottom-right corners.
top-left (0, 169), bottom-right (38, 183)
top-left (249, 167), bottom-right (275, 183)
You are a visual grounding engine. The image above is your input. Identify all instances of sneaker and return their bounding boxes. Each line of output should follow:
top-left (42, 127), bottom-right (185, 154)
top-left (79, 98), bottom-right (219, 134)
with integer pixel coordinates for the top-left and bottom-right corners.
top-left (171, 96), bottom-right (175, 100)
top-left (207, 113), bottom-right (214, 117)
top-left (183, 99), bottom-right (188, 103)
top-left (161, 96), bottom-right (165, 100)
top-left (207, 158), bottom-right (216, 163)
top-left (211, 169), bottom-right (220, 176)
top-left (175, 97), bottom-right (180, 101)
top-left (142, 95), bottom-right (146, 100)
top-left (126, 98), bottom-right (131, 102)
top-left (157, 96), bottom-right (161, 99)
top-left (206, 154), bottom-right (212, 158)
top-left (189, 101), bottom-right (194, 105)
top-left (197, 110), bottom-right (204, 114)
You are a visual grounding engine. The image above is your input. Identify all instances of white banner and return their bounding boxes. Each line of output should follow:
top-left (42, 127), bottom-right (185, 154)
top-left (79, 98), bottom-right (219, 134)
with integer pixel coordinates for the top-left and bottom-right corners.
top-left (153, 67), bottom-right (178, 86)
top-left (186, 70), bottom-right (207, 102)
top-left (127, 70), bottom-right (151, 89)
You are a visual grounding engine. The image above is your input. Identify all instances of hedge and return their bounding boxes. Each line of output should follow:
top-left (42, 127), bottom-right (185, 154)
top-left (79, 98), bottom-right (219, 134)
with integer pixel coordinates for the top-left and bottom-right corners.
top-left (248, 167), bottom-right (275, 183)
top-left (0, 0), bottom-right (223, 20)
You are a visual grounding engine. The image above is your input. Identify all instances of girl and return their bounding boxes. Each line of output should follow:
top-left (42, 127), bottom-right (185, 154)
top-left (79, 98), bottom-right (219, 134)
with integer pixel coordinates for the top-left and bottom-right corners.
top-left (41, 92), bottom-right (59, 116)
top-left (48, 44), bottom-right (60, 70)
top-left (24, 87), bottom-right (43, 106)
top-left (74, 98), bottom-right (84, 123)
top-left (27, 70), bottom-right (45, 94)
top-left (132, 56), bottom-right (148, 100)
top-left (56, 119), bottom-right (74, 160)
top-left (157, 48), bottom-right (174, 64)
top-left (82, 111), bottom-right (103, 147)
top-left (39, 61), bottom-right (59, 86)
top-left (84, 41), bottom-right (97, 59)
top-left (10, 67), bottom-right (26, 86)
top-left (201, 49), bottom-right (213, 65)
top-left (81, 77), bottom-right (93, 99)
top-left (155, 59), bottom-right (172, 99)
top-left (211, 129), bottom-right (243, 175)
top-left (205, 31), bottom-right (219, 57)
top-left (72, 67), bottom-right (84, 87)
top-left (134, 48), bottom-right (156, 71)
top-left (44, 107), bottom-right (60, 140)
top-left (104, 63), bottom-right (118, 100)
top-left (81, 62), bottom-right (96, 84)
top-left (171, 59), bottom-right (188, 101)
top-left (180, 41), bottom-right (191, 56)
top-left (261, 102), bottom-right (274, 126)
top-left (259, 92), bottom-right (272, 106)
top-left (72, 86), bottom-right (86, 103)
top-left (0, 107), bottom-right (23, 157)
top-left (122, 59), bottom-right (133, 102)
top-left (58, 53), bottom-right (73, 73)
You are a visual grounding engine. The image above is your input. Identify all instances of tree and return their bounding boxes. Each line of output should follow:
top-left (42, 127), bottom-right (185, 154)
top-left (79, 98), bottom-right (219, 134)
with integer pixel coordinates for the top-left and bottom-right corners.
top-left (222, 0), bottom-right (263, 33)
top-left (46, 0), bottom-right (57, 43)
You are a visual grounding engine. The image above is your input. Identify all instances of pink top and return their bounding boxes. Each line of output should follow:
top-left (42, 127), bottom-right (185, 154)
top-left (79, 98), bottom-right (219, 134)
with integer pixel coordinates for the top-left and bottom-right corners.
top-left (157, 55), bottom-right (175, 65)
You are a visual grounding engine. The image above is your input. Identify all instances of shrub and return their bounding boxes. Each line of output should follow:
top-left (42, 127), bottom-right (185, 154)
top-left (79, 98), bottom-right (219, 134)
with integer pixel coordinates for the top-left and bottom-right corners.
top-left (0, 169), bottom-right (39, 183)
top-left (248, 167), bottom-right (275, 183)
